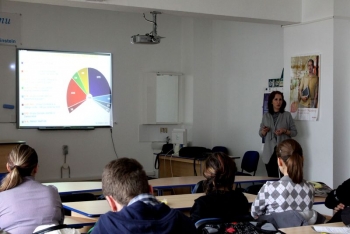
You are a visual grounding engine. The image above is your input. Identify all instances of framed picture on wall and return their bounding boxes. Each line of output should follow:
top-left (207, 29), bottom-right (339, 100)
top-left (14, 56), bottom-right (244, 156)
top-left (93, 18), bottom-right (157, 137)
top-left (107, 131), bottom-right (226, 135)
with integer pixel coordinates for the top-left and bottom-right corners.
top-left (290, 54), bottom-right (320, 121)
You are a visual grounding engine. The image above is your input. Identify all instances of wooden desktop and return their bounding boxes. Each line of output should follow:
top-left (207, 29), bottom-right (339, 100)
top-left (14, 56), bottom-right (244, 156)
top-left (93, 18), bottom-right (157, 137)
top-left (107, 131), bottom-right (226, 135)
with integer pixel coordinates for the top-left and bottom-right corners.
top-left (62, 193), bottom-right (326, 218)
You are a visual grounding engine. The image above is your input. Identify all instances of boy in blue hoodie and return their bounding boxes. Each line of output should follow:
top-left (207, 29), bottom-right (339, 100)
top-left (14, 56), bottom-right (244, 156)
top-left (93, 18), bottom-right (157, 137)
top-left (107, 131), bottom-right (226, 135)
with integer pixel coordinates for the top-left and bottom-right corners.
top-left (91, 158), bottom-right (195, 234)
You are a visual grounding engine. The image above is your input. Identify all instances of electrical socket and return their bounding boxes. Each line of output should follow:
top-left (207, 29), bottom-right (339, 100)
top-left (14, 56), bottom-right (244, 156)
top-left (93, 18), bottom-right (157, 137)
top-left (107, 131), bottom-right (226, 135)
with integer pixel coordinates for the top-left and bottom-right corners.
top-left (63, 145), bottom-right (68, 155)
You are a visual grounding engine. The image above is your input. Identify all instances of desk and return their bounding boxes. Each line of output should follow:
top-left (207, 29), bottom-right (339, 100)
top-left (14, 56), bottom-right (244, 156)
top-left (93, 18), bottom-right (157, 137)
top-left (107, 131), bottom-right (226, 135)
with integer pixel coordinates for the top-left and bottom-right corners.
top-left (62, 193), bottom-right (325, 218)
top-left (158, 155), bottom-right (239, 178)
top-left (149, 175), bottom-right (279, 195)
top-left (63, 193), bottom-right (255, 218)
top-left (43, 181), bottom-right (102, 195)
top-left (64, 216), bottom-right (97, 228)
top-left (158, 155), bottom-right (205, 178)
top-left (279, 222), bottom-right (345, 234)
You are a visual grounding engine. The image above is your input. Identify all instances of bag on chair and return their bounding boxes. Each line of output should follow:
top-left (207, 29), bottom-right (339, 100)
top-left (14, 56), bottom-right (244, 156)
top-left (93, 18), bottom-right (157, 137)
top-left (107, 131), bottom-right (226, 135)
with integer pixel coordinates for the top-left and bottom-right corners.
top-left (154, 143), bottom-right (174, 169)
top-left (179, 147), bottom-right (212, 176)
top-left (179, 147), bottom-right (211, 159)
top-left (33, 224), bottom-right (80, 234)
top-left (199, 221), bottom-right (284, 234)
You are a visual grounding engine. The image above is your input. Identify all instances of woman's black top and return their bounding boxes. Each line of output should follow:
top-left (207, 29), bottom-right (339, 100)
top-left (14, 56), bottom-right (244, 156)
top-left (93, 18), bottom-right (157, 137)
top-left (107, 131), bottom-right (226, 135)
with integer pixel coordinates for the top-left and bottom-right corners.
top-left (325, 178), bottom-right (350, 209)
top-left (190, 190), bottom-right (250, 223)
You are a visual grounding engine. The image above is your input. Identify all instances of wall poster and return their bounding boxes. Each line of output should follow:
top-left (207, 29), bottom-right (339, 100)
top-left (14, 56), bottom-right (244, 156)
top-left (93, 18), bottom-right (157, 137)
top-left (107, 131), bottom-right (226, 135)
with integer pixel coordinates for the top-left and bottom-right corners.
top-left (290, 55), bottom-right (320, 121)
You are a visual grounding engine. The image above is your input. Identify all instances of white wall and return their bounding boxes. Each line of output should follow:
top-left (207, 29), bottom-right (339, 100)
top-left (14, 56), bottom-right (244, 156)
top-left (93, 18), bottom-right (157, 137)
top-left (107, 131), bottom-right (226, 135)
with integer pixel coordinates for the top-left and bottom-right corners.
top-left (208, 20), bottom-right (284, 175)
top-left (1, 1), bottom-right (183, 180)
top-left (1, 1), bottom-right (288, 180)
top-left (302, 0), bottom-right (334, 22)
top-left (7, 0), bottom-right (302, 25)
top-left (332, 0), bottom-right (350, 189)
top-left (283, 19), bottom-right (334, 187)
top-left (334, 18), bottom-right (350, 187)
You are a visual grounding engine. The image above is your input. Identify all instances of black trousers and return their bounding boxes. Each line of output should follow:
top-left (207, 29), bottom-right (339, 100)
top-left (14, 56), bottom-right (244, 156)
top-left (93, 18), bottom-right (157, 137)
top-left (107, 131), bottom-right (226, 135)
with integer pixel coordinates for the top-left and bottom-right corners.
top-left (265, 147), bottom-right (281, 178)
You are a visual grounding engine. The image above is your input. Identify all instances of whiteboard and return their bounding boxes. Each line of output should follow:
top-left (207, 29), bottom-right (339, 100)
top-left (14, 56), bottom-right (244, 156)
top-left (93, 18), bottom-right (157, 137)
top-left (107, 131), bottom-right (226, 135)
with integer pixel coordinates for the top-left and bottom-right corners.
top-left (0, 44), bottom-right (16, 123)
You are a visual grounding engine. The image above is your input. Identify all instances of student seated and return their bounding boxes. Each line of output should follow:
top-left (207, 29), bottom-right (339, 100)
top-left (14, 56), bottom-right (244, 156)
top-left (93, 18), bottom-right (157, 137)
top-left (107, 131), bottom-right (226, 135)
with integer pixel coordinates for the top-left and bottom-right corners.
top-left (91, 158), bottom-right (195, 234)
top-left (190, 152), bottom-right (250, 223)
top-left (0, 145), bottom-right (64, 234)
top-left (251, 139), bottom-right (319, 225)
top-left (325, 178), bottom-right (350, 223)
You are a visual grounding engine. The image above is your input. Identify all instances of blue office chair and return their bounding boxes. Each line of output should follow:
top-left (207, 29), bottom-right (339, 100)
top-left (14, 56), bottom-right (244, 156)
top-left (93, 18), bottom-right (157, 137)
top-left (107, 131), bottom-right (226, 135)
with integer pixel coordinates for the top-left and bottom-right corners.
top-left (195, 217), bottom-right (222, 230)
top-left (0, 173), bottom-right (8, 181)
top-left (236, 151), bottom-right (259, 190)
top-left (191, 180), bottom-right (205, 194)
top-left (236, 151), bottom-right (260, 176)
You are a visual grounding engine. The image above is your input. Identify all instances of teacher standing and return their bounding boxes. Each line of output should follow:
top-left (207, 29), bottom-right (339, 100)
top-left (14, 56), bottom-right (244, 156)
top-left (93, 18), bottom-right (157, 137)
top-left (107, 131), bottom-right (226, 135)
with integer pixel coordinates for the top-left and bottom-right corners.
top-left (259, 91), bottom-right (297, 177)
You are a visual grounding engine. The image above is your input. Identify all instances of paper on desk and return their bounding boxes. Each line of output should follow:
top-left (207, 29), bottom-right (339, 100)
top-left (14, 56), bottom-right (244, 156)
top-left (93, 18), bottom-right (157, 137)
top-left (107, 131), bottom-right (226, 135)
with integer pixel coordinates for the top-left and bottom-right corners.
top-left (312, 226), bottom-right (350, 233)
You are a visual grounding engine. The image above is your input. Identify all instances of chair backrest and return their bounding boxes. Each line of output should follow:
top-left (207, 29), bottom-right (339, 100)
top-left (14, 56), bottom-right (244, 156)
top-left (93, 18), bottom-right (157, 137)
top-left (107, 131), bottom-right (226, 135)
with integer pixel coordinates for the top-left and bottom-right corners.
top-left (195, 217), bottom-right (222, 229)
top-left (241, 151), bottom-right (259, 175)
top-left (244, 183), bottom-right (264, 195)
top-left (211, 146), bottom-right (229, 155)
top-left (191, 180), bottom-right (205, 194)
top-left (0, 173), bottom-right (7, 181)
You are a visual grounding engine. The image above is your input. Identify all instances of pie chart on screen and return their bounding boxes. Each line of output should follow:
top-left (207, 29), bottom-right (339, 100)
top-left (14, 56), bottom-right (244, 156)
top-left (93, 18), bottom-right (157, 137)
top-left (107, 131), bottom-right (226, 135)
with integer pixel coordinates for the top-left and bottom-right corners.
top-left (66, 67), bottom-right (111, 113)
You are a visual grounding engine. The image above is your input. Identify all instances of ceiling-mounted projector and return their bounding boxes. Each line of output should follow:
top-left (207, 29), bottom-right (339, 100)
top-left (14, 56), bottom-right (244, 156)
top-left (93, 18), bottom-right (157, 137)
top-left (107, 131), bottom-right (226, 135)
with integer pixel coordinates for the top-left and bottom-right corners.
top-left (131, 11), bottom-right (164, 45)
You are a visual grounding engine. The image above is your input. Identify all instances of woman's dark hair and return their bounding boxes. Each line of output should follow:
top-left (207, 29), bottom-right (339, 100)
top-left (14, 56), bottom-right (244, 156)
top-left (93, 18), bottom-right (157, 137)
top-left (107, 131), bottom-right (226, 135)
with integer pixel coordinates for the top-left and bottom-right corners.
top-left (268, 91), bottom-right (286, 114)
top-left (276, 139), bottom-right (304, 184)
top-left (203, 152), bottom-right (237, 193)
top-left (0, 144), bottom-right (38, 192)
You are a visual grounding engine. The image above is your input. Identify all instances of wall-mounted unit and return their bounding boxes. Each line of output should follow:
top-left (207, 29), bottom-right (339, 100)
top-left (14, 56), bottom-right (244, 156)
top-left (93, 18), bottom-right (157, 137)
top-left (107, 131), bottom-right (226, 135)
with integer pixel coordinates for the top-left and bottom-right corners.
top-left (143, 72), bottom-right (182, 124)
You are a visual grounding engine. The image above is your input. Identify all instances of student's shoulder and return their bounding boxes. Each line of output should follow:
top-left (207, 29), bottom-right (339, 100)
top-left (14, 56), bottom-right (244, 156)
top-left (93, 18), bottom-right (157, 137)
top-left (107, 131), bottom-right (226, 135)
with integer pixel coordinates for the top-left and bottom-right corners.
top-left (193, 194), bottom-right (210, 205)
top-left (341, 178), bottom-right (350, 187)
top-left (260, 180), bottom-right (282, 191)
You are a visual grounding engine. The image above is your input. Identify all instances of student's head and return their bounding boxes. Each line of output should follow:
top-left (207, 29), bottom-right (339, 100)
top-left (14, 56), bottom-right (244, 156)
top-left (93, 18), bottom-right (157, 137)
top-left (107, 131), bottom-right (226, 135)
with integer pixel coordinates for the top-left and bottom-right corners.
top-left (276, 139), bottom-right (304, 184)
top-left (102, 158), bottom-right (149, 206)
top-left (0, 144), bottom-right (38, 192)
top-left (203, 152), bottom-right (237, 193)
top-left (268, 91), bottom-right (286, 114)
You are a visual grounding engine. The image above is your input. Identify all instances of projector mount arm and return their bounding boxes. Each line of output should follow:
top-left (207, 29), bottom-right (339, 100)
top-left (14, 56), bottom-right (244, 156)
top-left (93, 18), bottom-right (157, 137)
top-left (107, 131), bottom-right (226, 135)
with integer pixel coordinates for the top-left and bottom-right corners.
top-left (143, 11), bottom-right (161, 40)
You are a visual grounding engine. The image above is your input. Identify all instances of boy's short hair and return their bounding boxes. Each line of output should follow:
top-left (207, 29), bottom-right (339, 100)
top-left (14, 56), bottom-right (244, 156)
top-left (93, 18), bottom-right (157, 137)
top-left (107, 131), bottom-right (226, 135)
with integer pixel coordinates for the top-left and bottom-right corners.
top-left (102, 158), bottom-right (149, 206)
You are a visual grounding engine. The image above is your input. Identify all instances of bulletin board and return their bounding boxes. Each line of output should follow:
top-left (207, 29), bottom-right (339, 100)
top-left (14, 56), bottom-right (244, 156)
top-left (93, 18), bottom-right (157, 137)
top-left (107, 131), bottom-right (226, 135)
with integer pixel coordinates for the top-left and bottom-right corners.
top-left (0, 44), bottom-right (16, 123)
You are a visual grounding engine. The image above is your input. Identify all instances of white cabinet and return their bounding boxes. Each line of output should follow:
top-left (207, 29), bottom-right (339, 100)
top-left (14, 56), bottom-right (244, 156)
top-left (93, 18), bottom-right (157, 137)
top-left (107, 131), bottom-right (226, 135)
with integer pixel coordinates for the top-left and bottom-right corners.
top-left (143, 73), bottom-right (181, 124)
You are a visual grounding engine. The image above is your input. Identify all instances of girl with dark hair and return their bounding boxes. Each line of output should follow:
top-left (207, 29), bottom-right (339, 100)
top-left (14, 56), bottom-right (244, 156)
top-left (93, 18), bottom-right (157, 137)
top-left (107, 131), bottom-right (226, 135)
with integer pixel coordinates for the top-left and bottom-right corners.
top-left (0, 145), bottom-right (63, 234)
top-left (251, 139), bottom-right (318, 224)
top-left (190, 152), bottom-right (250, 223)
top-left (259, 91), bottom-right (297, 177)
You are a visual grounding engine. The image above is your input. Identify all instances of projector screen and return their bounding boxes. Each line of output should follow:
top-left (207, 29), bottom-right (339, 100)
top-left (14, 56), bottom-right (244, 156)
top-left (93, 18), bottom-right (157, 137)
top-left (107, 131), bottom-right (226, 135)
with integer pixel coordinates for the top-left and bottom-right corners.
top-left (17, 49), bottom-right (113, 129)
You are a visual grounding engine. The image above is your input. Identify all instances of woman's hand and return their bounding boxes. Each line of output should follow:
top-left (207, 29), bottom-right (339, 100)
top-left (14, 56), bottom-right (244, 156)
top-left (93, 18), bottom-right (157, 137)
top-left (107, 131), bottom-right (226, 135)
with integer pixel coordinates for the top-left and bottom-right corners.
top-left (275, 128), bottom-right (287, 136)
top-left (261, 126), bottom-right (270, 136)
top-left (334, 203), bottom-right (345, 213)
